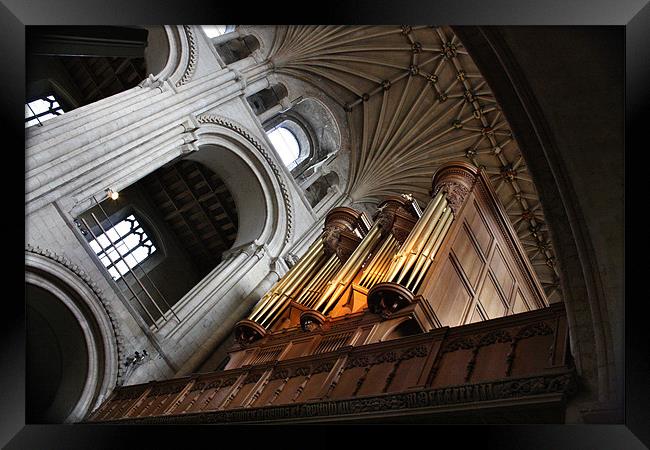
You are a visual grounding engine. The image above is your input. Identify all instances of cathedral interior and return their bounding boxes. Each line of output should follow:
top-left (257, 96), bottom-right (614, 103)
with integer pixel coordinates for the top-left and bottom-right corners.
top-left (24, 25), bottom-right (623, 425)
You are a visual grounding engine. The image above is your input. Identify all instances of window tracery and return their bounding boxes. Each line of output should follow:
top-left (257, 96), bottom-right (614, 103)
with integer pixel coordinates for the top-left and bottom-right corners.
top-left (25, 94), bottom-right (64, 127)
top-left (88, 214), bottom-right (157, 281)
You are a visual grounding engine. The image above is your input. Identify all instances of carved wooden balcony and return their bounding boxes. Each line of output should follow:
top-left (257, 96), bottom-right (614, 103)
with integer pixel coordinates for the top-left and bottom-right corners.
top-left (88, 302), bottom-right (574, 424)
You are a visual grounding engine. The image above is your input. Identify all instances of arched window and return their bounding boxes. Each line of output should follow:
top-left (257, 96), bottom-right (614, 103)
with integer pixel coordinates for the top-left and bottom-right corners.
top-left (266, 119), bottom-right (312, 171)
top-left (88, 213), bottom-right (157, 281)
top-left (267, 126), bottom-right (301, 168)
top-left (201, 25), bottom-right (231, 38)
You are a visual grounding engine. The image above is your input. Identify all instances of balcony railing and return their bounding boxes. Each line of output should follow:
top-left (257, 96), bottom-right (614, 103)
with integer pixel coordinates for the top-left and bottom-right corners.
top-left (88, 302), bottom-right (574, 423)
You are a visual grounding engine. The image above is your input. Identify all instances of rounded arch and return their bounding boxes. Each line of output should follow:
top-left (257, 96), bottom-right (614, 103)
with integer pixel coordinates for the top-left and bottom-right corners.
top-left (193, 115), bottom-right (292, 254)
top-left (453, 26), bottom-right (622, 412)
top-left (264, 97), bottom-right (342, 178)
top-left (25, 247), bottom-right (122, 423)
top-left (140, 25), bottom-right (205, 88)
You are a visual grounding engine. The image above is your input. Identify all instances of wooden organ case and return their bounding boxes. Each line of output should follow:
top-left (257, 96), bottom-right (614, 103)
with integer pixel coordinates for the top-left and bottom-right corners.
top-left (89, 162), bottom-right (576, 424)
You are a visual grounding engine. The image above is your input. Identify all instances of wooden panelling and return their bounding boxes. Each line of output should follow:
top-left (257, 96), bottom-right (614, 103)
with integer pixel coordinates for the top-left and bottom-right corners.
top-left (313, 331), bottom-right (354, 354)
top-left (490, 246), bottom-right (516, 301)
top-left (357, 363), bottom-right (395, 396)
top-left (451, 224), bottom-right (485, 289)
top-left (252, 378), bottom-right (285, 407)
top-left (429, 256), bottom-right (472, 326)
top-left (465, 200), bottom-right (493, 256)
top-left (478, 274), bottom-right (508, 319)
top-left (201, 382), bottom-right (235, 411)
top-left (386, 355), bottom-right (429, 393)
top-left (512, 289), bottom-right (529, 314)
top-left (430, 345), bottom-right (475, 388)
top-left (225, 380), bottom-right (258, 409)
top-left (171, 382), bottom-right (209, 414)
top-left (469, 341), bottom-right (511, 383)
top-left (250, 345), bottom-right (284, 365)
top-left (468, 306), bottom-right (484, 324)
top-left (281, 339), bottom-right (313, 360)
top-left (91, 305), bottom-right (569, 423)
top-left (294, 371), bottom-right (330, 402)
top-left (273, 376), bottom-right (308, 405)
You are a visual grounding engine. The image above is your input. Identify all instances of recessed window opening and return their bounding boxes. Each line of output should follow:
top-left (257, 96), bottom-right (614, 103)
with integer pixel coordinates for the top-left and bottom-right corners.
top-left (201, 25), bottom-right (229, 38)
top-left (25, 95), bottom-right (64, 128)
top-left (268, 126), bottom-right (301, 168)
top-left (89, 214), bottom-right (157, 280)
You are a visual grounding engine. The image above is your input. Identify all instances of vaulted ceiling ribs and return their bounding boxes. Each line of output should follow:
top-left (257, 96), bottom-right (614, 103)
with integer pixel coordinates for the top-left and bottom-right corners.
top-left (268, 25), bottom-right (561, 302)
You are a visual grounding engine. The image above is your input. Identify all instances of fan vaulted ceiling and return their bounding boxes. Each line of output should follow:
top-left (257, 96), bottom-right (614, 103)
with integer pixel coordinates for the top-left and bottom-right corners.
top-left (266, 25), bottom-right (561, 302)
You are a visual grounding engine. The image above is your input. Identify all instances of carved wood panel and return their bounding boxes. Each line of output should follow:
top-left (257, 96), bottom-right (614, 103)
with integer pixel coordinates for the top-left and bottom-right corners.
top-left (451, 224), bottom-right (485, 289)
top-left (465, 200), bottom-right (493, 255)
top-left (294, 370), bottom-right (331, 403)
top-left (478, 273), bottom-right (508, 319)
top-left (427, 255), bottom-right (473, 325)
top-left (192, 378), bottom-right (237, 412)
top-left (273, 376), bottom-right (308, 405)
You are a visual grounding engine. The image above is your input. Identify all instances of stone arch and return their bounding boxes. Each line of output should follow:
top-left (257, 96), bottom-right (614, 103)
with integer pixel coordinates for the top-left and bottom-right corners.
top-left (265, 97), bottom-right (343, 183)
top-left (453, 26), bottom-right (621, 412)
top-left (138, 25), bottom-right (202, 88)
top-left (215, 34), bottom-right (261, 65)
top-left (305, 171), bottom-right (340, 208)
top-left (194, 115), bottom-right (293, 254)
top-left (25, 246), bottom-right (123, 423)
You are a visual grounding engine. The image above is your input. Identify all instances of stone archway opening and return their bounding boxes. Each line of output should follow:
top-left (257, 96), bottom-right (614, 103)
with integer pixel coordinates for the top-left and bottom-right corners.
top-left (26, 283), bottom-right (89, 423)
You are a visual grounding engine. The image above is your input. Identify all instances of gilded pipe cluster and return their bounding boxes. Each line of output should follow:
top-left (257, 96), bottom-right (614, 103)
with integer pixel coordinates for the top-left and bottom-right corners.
top-left (383, 190), bottom-right (454, 292)
top-left (249, 239), bottom-right (328, 328)
top-left (312, 223), bottom-right (383, 316)
top-left (235, 207), bottom-right (369, 343)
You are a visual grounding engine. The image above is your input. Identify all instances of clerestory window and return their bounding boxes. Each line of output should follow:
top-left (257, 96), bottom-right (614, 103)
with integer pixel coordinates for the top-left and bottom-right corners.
top-left (88, 214), bottom-right (157, 281)
top-left (267, 125), bottom-right (302, 169)
top-left (25, 94), bottom-right (64, 128)
top-left (201, 25), bottom-right (236, 38)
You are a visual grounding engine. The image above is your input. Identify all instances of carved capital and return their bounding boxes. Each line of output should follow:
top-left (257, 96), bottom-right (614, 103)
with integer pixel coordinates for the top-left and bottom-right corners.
top-left (433, 181), bottom-right (470, 215)
top-left (322, 207), bottom-right (367, 262)
top-left (233, 319), bottom-right (267, 346)
top-left (324, 207), bottom-right (368, 234)
top-left (431, 161), bottom-right (479, 215)
top-left (373, 195), bottom-right (419, 241)
top-left (299, 310), bottom-right (327, 332)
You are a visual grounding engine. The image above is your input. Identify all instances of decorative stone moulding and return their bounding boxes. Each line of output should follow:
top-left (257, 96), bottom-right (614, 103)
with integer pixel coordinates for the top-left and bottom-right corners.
top-left (366, 282), bottom-right (416, 319)
top-left (233, 319), bottom-right (267, 345)
top-left (430, 161), bottom-right (479, 216)
top-left (299, 309), bottom-right (327, 332)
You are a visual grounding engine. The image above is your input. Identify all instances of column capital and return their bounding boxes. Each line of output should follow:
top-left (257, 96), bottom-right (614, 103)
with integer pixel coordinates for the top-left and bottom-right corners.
top-left (374, 194), bottom-right (420, 243)
top-left (431, 161), bottom-right (480, 215)
top-left (322, 206), bottom-right (369, 262)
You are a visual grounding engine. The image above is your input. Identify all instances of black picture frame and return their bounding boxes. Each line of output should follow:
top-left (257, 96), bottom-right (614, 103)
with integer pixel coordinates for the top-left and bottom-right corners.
top-left (5, 1), bottom-right (645, 448)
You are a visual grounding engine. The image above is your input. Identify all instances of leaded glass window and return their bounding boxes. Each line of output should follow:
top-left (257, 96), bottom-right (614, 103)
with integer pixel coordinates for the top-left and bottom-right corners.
top-left (88, 214), bottom-right (157, 280)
